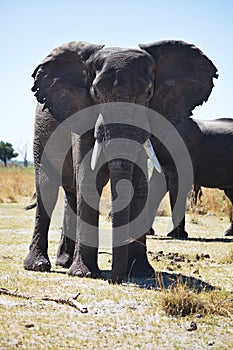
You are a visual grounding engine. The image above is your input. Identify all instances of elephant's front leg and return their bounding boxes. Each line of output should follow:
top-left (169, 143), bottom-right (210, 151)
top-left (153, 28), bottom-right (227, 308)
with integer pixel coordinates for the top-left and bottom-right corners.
top-left (68, 195), bottom-right (102, 278)
top-left (24, 168), bottom-right (59, 272)
top-left (68, 135), bottom-right (108, 278)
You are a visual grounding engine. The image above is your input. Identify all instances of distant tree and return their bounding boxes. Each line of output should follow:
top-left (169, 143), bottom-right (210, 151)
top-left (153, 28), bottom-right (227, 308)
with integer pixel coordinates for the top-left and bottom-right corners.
top-left (0, 141), bottom-right (18, 167)
top-left (17, 141), bottom-right (28, 167)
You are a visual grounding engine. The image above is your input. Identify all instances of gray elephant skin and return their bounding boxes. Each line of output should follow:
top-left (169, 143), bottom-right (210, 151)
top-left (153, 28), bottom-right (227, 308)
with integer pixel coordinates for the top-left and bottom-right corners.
top-left (149, 117), bottom-right (233, 239)
top-left (24, 40), bottom-right (217, 283)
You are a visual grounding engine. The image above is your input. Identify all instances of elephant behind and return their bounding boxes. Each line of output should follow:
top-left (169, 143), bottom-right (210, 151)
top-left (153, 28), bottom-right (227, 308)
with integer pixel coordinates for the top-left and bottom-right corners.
top-left (149, 117), bottom-right (233, 238)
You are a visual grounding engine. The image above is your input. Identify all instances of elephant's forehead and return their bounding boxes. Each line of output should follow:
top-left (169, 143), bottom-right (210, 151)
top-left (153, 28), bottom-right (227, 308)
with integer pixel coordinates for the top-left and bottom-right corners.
top-left (94, 47), bottom-right (153, 67)
top-left (101, 47), bottom-right (143, 56)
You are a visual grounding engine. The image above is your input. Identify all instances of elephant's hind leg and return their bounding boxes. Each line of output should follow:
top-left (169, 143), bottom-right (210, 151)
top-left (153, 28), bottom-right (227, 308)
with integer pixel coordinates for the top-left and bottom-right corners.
top-left (56, 189), bottom-right (76, 268)
top-left (223, 189), bottom-right (233, 236)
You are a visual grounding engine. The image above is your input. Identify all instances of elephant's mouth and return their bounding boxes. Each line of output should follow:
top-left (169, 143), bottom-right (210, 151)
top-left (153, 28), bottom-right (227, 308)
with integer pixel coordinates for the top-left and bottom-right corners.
top-left (91, 113), bottom-right (161, 173)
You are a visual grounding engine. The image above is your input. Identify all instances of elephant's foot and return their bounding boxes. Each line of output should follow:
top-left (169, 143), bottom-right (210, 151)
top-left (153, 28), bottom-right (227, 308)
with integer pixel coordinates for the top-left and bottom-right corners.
top-left (127, 236), bottom-right (155, 279)
top-left (167, 228), bottom-right (188, 239)
top-left (24, 250), bottom-right (51, 272)
top-left (55, 253), bottom-right (73, 269)
top-left (68, 260), bottom-right (101, 278)
top-left (108, 272), bottom-right (124, 284)
top-left (224, 227), bottom-right (233, 236)
top-left (68, 245), bottom-right (101, 278)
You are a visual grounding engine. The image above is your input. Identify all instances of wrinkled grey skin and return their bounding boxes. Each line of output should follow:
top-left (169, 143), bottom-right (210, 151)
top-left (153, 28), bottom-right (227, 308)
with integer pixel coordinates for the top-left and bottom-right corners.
top-left (24, 40), bottom-right (217, 283)
top-left (149, 117), bottom-right (233, 239)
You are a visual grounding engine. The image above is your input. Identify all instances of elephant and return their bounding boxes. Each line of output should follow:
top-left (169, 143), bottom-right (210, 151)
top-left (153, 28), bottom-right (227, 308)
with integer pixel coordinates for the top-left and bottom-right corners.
top-left (148, 117), bottom-right (233, 239)
top-left (24, 39), bottom-right (217, 283)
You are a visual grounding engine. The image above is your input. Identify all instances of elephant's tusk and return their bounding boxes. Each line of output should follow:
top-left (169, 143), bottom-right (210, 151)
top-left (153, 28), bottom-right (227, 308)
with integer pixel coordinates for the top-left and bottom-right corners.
top-left (91, 140), bottom-right (102, 170)
top-left (143, 139), bottom-right (162, 173)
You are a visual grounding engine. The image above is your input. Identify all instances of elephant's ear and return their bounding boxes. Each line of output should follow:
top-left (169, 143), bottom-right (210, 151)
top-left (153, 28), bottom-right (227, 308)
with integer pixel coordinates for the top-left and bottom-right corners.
top-left (139, 40), bottom-right (218, 123)
top-left (32, 41), bottom-right (104, 122)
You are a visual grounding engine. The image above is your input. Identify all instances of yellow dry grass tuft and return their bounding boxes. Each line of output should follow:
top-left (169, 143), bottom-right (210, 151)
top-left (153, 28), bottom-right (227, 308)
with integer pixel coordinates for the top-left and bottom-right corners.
top-left (0, 166), bottom-right (35, 203)
top-left (188, 187), bottom-right (232, 224)
top-left (220, 249), bottom-right (233, 264)
top-left (200, 188), bottom-right (232, 218)
top-left (160, 280), bottom-right (233, 317)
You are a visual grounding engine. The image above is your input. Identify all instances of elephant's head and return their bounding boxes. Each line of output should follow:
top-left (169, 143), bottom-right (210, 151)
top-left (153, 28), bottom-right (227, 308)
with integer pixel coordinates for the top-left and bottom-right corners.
top-left (32, 40), bottom-right (217, 282)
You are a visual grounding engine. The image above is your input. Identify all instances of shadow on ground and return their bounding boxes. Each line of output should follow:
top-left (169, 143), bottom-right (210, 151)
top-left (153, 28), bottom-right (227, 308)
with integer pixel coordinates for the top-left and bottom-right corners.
top-left (147, 235), bottom-right (233, 243)
top-left (99, 270), bottom-right (215, 292)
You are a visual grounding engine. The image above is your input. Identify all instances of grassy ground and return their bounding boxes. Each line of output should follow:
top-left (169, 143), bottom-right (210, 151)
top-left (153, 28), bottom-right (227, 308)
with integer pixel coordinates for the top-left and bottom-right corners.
top-left (0, 199), bottom-right (233, 349)
top-left (0, 168), bottom-right (233, 349)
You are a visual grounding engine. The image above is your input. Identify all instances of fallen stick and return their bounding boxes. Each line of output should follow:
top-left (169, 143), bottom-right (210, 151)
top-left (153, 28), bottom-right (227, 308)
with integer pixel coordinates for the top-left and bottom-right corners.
top-left (0, 287), bottom-right (30, 299)
top-left (42, 294), bottom-right (88, 313)
top-left (0, 288), bottom-right (88, 313)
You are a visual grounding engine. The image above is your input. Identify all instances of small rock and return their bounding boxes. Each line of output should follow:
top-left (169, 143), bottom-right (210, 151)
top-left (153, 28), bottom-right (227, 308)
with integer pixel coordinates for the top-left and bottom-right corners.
top-left (153, 255), bottom-right (160, 261)
top-left (208, 340), bottom-right (215, 346)
top-left (201, 253), bottom-right (210, 259)
top-left (187, 321), bottom-right (197, 331)
top-left (25, 323), bottom-right (34, 329)
top-left (158, 250), bottom-right (164, 255)
top-left (174, 256), bottom-right (183, 262)
top-left (167, 266), bottom-right (173, 271)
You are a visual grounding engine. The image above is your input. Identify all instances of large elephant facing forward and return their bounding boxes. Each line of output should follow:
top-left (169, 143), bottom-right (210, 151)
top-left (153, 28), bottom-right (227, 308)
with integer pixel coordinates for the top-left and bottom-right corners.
top-left (24, 40), bottom-right (217, 283)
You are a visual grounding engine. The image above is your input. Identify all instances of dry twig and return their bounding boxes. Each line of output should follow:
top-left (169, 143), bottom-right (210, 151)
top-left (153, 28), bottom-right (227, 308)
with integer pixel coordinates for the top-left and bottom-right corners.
top-left (0, 287), bottom-right (30, 299)
top-left (42, 293), bottom-right (88, 313)
top-left (0, 287), bottom-right (88, 313)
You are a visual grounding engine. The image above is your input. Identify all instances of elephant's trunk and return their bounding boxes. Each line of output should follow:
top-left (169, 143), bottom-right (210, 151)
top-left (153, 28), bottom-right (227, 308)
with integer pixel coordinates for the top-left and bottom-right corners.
top-left (91, 108), bottom-right (161, 283)
top-left (108, 158), bottom-right (135, 283)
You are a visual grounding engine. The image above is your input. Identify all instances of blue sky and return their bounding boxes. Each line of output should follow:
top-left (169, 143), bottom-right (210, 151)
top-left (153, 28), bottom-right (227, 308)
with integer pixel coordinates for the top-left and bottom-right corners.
top-left (1, 0), bottom-right (233, 160)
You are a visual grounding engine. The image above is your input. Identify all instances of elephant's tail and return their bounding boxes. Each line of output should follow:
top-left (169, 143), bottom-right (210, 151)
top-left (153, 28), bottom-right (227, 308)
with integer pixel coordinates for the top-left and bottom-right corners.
top-left (24, 193), bottom-right (37, 210)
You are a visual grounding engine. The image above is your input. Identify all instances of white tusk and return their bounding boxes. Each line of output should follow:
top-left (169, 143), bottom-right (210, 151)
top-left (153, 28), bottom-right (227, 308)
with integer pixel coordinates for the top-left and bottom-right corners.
top-left (143, 139), bottom-right (162, 173)
top-left (91, 140), bottom-right (102, 170)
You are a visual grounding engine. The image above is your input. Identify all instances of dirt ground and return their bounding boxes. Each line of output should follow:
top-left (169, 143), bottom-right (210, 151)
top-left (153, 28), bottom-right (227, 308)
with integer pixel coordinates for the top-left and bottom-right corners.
top-left (0, 195), bottom-right (233, 349)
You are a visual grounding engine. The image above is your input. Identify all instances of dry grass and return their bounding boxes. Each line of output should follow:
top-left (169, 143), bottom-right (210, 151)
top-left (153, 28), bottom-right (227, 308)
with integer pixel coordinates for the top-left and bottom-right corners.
top-left (0, 166), bottom-right (35, 203)
top-left (220, 249), bottom-right (233, 264)
top-left (0, 167), bottom-right (231, 221)
top-left (189, 187), bottom-right (232, 221)
top-left (160, 280), bottom-right (233, 317)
